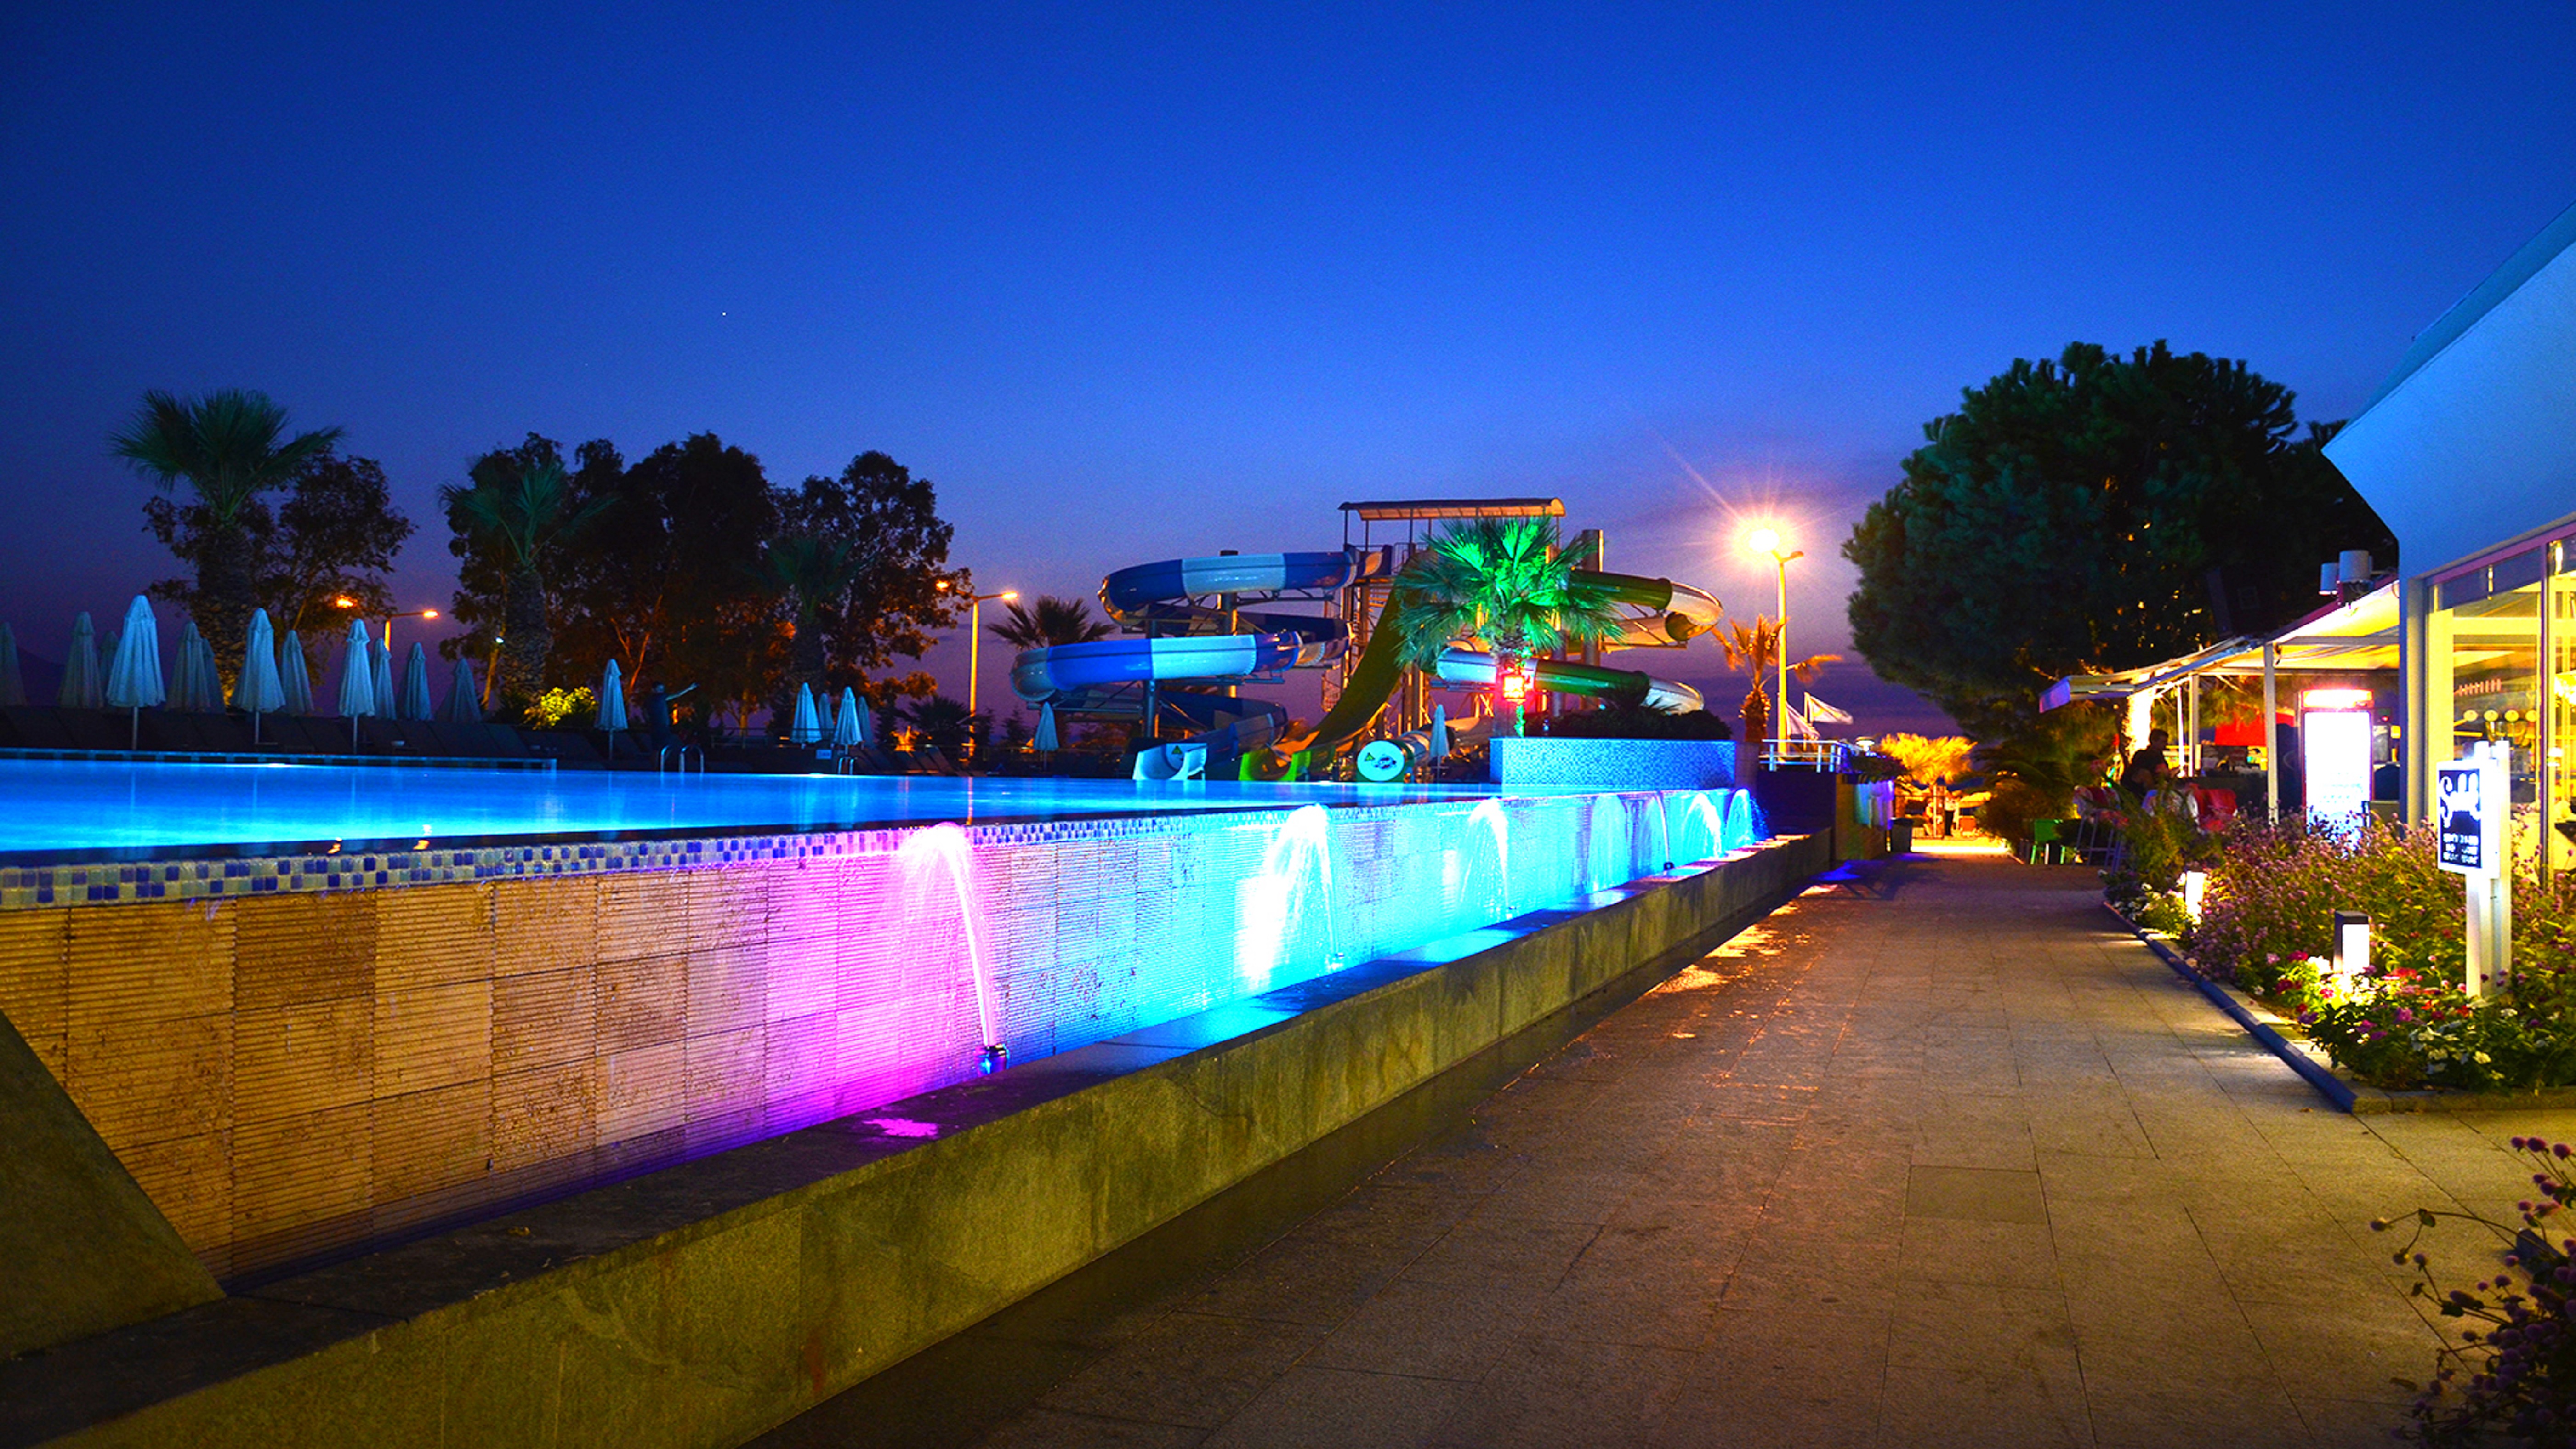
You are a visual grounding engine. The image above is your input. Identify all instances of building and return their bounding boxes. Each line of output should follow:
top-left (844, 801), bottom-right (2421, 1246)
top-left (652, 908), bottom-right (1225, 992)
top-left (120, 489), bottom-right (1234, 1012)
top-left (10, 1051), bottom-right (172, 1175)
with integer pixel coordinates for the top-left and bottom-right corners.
top-left (2326, 198), bottom-right (2576, 866)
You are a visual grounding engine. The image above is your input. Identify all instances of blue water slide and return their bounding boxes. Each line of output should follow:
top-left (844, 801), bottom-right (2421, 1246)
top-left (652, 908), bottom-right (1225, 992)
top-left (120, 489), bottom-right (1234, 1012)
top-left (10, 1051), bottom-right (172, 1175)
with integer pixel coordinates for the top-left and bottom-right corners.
top-left (1012, 551), bottom-right (1359, 707)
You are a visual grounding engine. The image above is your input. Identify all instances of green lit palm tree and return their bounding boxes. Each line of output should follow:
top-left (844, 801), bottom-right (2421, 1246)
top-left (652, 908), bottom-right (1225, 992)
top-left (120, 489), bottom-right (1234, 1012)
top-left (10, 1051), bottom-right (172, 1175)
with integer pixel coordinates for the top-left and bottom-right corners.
top-left (762, 535), bottom-right (863, 694)
top-left (990, 594), bottom-right (1115, 651)
top-left (1381, 517), bottom-right (1626, 736)
top-left (110, 389), bottom-right (343, 672)
top-left (438, 459), bottom-right (611, 699)
top-left (1717, 616), bottom-right (1841, 758)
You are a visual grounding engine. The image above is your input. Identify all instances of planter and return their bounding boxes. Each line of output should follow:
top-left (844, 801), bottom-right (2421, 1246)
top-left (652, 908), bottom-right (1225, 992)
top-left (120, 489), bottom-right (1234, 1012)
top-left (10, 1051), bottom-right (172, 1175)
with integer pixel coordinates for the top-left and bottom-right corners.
top-left (1488, 736), bottom-right (1735, 790)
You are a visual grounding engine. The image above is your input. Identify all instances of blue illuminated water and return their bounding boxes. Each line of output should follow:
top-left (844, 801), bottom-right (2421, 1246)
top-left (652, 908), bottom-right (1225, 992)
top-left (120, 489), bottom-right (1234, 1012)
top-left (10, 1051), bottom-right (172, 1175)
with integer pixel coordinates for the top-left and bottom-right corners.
top-left (0, 758), bottom-right (1514, 857)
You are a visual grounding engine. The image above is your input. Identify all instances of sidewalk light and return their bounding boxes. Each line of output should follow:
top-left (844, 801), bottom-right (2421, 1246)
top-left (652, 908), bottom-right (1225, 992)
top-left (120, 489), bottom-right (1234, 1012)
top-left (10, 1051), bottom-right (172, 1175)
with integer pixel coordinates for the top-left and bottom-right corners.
top-left (2332, 910), bottom-right (2371, 991)
top-left (2182, 869), bottom-right (2206, 924)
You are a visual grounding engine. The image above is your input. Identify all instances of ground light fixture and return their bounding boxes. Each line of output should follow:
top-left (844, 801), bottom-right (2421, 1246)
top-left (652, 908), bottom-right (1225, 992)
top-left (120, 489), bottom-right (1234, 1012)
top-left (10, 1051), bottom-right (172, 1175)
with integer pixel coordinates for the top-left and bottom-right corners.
top-left (2332, 911), bottom-right (2371, 992)
top-left (2181, 869), bottom-right (2207, 924)
top-left (938, 580), bottom-right (1018, 759)
top-left (1743, 525), bottom-right (1804, 760)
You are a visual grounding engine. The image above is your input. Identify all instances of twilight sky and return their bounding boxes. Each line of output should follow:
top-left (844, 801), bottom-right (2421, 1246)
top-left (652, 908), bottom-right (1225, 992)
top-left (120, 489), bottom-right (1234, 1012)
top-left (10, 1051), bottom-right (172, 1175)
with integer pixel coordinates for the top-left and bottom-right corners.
top-left (5, 2), bottom-right (2573, 733)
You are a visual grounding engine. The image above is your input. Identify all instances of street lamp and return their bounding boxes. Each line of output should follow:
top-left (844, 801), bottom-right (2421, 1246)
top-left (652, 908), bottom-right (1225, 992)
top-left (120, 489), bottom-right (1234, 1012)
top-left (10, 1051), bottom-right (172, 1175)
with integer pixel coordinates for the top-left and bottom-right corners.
top-left (333, 596), bottom-right (440, 650)
top-left (937, 580), bottom-right (1018, 757)
top-left (1743, 527), bottom-right (1804, 761)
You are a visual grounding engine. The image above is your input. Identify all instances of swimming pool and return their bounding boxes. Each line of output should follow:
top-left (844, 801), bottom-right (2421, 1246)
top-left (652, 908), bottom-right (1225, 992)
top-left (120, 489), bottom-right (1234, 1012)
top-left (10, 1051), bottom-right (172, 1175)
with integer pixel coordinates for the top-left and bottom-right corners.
top-left (0, 758), bottom-right (1504, 858)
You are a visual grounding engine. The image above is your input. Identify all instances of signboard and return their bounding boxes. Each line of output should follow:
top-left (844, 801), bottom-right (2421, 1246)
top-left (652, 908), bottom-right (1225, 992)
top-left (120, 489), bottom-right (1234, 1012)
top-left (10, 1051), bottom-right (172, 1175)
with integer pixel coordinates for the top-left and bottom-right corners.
top-left (2437, 749), bottom-right (2506, 875)
top-left (2301, 707), bottom-right (2372, 833)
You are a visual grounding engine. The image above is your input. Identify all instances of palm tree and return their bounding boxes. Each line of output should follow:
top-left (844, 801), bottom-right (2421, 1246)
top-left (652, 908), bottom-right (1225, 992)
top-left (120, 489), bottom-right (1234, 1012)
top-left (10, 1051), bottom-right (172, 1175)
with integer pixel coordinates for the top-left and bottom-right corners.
top-left (762, 535), bottom-right (862, 693)
top-left (111, 389), bottom-right (343, 674)
top-left (438, 458), bottom-right (611, 700)
top-left (1717, 617), bottom-right (1841, 768)
top-left (990, 595), bottom-right (1115, 651)
top-left (1380, 517), bottom-right (1627, 736)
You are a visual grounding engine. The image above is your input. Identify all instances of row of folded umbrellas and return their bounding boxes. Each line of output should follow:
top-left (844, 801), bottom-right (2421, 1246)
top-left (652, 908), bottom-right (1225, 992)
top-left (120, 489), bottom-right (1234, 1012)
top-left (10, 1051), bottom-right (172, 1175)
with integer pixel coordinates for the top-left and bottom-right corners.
top-left (0, 594), bottom-right (898, 749)
top-left (0, 597), bottom-right (487, 723)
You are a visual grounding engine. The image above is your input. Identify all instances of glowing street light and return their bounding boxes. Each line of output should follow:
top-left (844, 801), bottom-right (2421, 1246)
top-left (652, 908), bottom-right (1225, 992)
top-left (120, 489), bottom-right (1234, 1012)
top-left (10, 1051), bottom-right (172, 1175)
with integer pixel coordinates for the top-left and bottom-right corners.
top-left (334, 596), bottom-right (439, 649)
top-left (1743, 526), bottom-right (1804, 761)
top-left (938, 579), bottom-right (1018, 758)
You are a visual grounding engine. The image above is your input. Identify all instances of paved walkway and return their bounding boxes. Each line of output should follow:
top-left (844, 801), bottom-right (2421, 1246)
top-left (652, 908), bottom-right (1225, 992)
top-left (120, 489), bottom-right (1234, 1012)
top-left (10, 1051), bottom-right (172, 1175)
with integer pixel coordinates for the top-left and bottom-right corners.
top-left (859, 850), bottom-right (2576, 1447)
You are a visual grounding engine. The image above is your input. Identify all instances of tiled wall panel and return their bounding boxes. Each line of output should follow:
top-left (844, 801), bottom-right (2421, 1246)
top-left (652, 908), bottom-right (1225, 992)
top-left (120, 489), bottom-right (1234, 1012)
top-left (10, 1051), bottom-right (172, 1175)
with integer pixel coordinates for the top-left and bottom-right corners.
top-left (0, 788), bottom-right (1759, 1280)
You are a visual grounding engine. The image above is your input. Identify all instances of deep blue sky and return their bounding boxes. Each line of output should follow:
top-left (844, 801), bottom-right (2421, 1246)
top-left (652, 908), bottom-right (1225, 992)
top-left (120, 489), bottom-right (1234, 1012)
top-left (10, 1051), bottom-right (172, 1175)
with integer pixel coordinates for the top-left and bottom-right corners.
top-left (6, 2), bottom-right (2573, 732)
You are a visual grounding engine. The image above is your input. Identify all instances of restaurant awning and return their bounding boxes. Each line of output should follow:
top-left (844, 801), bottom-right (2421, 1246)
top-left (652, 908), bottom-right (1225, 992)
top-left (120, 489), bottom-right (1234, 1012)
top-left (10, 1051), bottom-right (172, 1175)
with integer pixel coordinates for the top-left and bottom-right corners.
top-left (2040, 580), bottom-right (2400, 710)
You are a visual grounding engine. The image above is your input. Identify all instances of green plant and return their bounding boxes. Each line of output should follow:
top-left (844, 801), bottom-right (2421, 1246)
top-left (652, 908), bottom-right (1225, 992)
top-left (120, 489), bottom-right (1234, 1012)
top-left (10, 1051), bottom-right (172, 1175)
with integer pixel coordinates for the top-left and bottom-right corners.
top-left (1379, 518), bottom-right (1628, 737)
top-left (2374, 1136), bottom-right (2576, 1444)
top-left (1976, 702), bottom-right (2118, 846)
top-left (523, 686), bottom-right (596, 730)
top-left (1715, 617), bottom-right (1840, 750)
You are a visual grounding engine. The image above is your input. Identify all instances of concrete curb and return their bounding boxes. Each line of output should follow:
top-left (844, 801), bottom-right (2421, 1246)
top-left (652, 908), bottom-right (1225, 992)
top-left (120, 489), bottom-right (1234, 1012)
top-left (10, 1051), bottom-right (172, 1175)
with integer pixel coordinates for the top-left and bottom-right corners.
top-left (3, 834), bottom-right (1831, 1449)
top-left (2104, 904), bottom-right (2362, 1113)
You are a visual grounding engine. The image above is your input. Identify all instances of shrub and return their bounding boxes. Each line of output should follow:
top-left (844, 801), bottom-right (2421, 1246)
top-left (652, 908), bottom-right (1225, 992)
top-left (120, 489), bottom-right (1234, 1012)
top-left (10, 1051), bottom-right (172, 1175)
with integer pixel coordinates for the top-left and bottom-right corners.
top-left (523, 685), bottom-right (597, 729)
top-left (2188, 818), bottom-right (2576, 1002)
top-left (2186, 819), bottom-right (2465, 994)
top-left (2377, 1136), bottom-right (2576, 1444)
top-left (2302, 969), bottom-right (2576, 1091)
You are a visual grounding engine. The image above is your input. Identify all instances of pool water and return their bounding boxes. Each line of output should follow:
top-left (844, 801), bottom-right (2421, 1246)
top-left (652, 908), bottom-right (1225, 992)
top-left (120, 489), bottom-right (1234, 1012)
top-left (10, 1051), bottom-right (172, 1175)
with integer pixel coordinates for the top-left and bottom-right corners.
top-left (0, 758), bottom-right (1510, 857)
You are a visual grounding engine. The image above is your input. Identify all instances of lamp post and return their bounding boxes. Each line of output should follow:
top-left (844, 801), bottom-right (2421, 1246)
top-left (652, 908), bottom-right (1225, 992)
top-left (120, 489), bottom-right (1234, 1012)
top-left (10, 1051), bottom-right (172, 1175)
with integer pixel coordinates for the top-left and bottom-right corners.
top-left (1743, 528), bottom-right (1804, 761)
top-left (937, 580), bottom-right (1018, 759)
top-left (334, 596), bottom-right (440, 650)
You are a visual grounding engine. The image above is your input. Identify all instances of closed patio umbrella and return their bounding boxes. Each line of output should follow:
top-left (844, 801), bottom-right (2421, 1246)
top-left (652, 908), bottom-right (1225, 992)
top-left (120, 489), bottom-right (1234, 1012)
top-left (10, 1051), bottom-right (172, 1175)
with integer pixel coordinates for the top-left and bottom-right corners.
top-left (0, 623), bottom-right (22, 708)
top-left (235, 608), bottom-right (284, 741)
top-left (442, 657), bottom-right (483, 724)
top-left (399, 643), bottom-right (435, 721)
top-left (789, 683), bottom-right (822, 745)
top-left (104, 596), bottom-right (164, 746)
top-left (597, 660), bottom-right (628, 758)
top-left (1034, 700), bottom-right (1059, 753)
top-left (337, 620), bottom-right (374, 748)
top-left (278, 631), bottom-right (315, 716)
top-left (852, 691), bottom-right (874, 747)
top-left (59, 613), bottom-right (102, 710)
top-left (369, 638), bottom-right (396, 720)
top-left (832, 687), bottom-right (862, 750)
top-left (194, 629), bottom-right (222, 710)
top-left (170, 619), bottom-right (208, 712)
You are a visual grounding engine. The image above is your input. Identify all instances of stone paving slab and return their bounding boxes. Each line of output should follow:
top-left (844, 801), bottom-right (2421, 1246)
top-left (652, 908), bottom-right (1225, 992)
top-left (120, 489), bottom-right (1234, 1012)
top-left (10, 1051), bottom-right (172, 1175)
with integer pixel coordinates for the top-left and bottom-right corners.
top-left (816, 850), bottom-right (2576, 1447)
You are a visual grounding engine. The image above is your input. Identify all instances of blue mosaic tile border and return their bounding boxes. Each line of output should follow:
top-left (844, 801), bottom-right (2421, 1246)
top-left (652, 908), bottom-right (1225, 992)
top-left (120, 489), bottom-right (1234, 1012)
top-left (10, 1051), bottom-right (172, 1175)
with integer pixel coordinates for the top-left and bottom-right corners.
top-left (0, 793), bottom-right (1651, 912)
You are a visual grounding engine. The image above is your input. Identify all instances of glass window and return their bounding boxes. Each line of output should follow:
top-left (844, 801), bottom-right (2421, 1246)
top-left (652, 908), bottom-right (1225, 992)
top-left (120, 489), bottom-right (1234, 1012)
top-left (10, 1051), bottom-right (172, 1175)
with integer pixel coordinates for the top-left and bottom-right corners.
top-left (2553, 542), bottom-right (2575, 870)
top-left (2440, 570), bottom-right (2542, 864)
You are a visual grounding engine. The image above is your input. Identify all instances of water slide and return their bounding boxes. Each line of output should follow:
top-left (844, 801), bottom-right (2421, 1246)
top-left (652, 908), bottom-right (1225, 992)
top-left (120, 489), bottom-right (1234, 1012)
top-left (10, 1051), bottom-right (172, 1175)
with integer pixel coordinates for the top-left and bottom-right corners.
top-left (1008, 551), bottom-right (1720, 775)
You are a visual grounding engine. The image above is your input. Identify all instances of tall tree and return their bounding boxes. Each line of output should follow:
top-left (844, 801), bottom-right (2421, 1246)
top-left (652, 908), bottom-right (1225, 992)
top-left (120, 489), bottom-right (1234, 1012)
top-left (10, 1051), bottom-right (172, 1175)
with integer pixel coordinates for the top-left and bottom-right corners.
top-left (990, 595), bottom-right (1115, 651)
top-left (142, 449), bottom-right (415, 677)
top-left (113, 389), bottom-right (343, 671)
top-left (546, 433), bottom-right (782, 722)
top-left (440, 442), bottom-right (613, 701)
top-left (762, 535), bottom-right (862, 697)
top-left (778, 451), bottom-right (966, 697)
top-left (1844, 341), bottom-right (2394, 736)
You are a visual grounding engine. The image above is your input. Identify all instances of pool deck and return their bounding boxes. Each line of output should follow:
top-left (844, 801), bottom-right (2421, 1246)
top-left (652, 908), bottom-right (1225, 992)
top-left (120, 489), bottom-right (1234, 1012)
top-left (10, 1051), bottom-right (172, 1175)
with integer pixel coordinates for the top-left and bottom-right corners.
top-left (780, 847), bottom-right (2574, 1448)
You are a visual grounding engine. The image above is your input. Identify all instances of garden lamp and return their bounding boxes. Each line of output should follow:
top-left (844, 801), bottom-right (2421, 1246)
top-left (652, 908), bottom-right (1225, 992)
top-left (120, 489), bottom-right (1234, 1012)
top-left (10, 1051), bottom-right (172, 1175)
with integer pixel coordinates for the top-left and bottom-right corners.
top-left (2332, 911), bottom-right (2371, 991)
top-left (2181, 870), bottom-right (2206, 924)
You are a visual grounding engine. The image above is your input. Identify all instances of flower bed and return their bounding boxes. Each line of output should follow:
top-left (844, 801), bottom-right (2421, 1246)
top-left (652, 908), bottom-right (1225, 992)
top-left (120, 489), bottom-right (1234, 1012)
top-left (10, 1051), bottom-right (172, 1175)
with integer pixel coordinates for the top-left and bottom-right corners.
top-left (2167, 818), bottom-right (2576, 1092)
